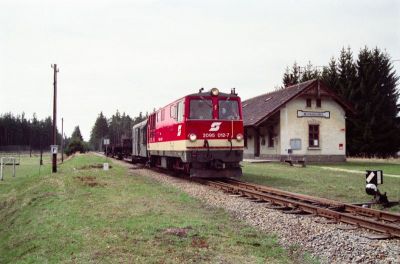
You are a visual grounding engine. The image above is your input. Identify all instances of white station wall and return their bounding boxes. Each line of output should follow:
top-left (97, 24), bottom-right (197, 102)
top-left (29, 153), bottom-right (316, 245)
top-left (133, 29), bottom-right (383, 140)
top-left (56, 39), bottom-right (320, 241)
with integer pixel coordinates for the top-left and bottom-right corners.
top-left (279, 97), bottom-right (346, 156)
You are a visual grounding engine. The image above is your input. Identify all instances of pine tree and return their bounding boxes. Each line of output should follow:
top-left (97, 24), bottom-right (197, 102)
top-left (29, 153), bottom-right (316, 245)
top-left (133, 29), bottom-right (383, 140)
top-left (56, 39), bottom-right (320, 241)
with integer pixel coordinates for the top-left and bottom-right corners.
top-left (335, 47), bottom-right (359, 155)
top-left (321, 57), bottom-right (339, 93)
top-left (89, 112), bottom-right (109, 150)
top-left (282, 61), bottom-right (320, 87)
top-left (71, 126), bottom-right (83, 141)
top-left (337, 47), bottom-right (358, 100)
top-left (282, 62), bottom-right (301, 87)
top-left (300, 61), bottom-right (320, 82)
top-left (282, 67), bottom-right (292, 87)
top-left (65, 126), bottom-right (86, 155)
top-left (354, 47), bottom-right (400, 157)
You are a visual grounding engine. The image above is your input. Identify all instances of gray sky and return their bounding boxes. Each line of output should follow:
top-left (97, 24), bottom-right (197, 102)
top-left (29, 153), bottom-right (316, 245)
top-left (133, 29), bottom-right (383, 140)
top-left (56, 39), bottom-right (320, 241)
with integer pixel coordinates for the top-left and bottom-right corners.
top-left (1, 0), bottom-right (399, 140)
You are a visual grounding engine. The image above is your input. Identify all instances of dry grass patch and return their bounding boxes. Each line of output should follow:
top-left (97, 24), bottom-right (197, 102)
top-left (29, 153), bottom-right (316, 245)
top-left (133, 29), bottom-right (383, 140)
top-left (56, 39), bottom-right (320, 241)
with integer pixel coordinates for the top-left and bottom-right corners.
top-left (75, 175), bottom-right (106, 187)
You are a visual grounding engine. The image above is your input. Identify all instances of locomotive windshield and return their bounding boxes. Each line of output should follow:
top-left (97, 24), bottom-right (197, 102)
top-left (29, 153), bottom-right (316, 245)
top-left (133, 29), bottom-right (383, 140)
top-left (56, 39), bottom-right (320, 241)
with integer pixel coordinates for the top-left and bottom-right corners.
top-left (219, 100), bottom-right (240, 120)
top-left (189, 99), bottom-right (213, 119)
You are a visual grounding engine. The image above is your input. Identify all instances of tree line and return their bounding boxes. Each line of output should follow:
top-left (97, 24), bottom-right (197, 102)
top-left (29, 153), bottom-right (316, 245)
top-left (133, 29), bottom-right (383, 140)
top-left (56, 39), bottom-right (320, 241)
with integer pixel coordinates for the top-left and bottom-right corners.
top-left (282, 46), bottom-right (400, 157)
top-left (89, 111), bottom-right (146, 151)
top-left (0, 113), bottom-right (61, 151)
top-left (0, 109), bottom-right (146, 154)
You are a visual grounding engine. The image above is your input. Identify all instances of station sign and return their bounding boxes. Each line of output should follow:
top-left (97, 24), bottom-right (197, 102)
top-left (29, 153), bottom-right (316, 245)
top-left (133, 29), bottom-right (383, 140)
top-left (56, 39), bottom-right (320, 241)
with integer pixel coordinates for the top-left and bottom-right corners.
top-left (104, 139), bottom-right (110, 145)
top-left (297, 110), bottom-right (330, 119)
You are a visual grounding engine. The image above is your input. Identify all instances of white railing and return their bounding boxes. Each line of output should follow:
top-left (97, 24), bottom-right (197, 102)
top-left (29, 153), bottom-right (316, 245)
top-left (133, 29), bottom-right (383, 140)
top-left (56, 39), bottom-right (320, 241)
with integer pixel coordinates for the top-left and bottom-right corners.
top-left (0, 157), bottom-right (16, 181)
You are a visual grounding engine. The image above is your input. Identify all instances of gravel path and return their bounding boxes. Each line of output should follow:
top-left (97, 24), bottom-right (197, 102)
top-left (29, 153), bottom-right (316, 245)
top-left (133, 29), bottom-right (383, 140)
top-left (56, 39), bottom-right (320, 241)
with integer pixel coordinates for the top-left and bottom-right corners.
top-left (114, 159), bottom-right (400, 263)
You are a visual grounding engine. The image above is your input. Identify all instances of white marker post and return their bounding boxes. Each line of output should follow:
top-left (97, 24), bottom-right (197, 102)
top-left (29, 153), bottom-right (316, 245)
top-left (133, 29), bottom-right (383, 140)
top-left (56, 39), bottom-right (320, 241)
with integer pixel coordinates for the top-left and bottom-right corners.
top-left (103, 138), bottom-right (110, 170)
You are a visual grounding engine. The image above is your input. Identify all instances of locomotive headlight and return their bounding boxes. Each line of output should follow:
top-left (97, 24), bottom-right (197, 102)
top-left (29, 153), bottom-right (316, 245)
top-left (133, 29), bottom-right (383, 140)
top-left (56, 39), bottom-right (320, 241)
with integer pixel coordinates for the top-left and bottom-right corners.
top-left (236, 133), bottom-right (243, 141)
top-left (210, 88), bottom-right (219, 96)
top-left (189, 133), bottom-right (197, 142)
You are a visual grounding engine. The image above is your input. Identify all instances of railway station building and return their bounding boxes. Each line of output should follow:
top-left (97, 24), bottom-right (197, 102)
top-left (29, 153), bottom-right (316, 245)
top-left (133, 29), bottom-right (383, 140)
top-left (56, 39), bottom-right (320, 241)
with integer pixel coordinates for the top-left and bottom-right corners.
top-left (242, 79), bottom-right (353, 162)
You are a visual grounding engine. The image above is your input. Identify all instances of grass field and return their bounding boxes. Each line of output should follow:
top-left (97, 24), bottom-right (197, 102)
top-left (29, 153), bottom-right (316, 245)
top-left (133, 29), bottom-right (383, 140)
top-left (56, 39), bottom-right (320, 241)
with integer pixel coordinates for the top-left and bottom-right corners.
top-left (242, 161), bottom-right (400, 212)
top-left (0, 154), bottom-right (314, 263)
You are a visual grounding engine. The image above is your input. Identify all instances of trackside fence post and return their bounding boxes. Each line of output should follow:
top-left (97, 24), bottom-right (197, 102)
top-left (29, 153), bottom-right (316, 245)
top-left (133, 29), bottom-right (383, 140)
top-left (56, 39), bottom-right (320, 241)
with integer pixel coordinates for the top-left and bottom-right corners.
top-left (13, 158), bottom-right (16, 177)
top-left (0, 158), bottom-right (3, 181)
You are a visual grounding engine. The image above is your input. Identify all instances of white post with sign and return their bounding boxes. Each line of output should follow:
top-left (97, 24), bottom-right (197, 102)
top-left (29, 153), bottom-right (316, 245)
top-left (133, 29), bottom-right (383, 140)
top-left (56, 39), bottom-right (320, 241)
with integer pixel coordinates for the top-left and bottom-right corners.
top-left (50, 145), bottom-right (58, 173)
top-left (51, 145), bottom-right (58, 155)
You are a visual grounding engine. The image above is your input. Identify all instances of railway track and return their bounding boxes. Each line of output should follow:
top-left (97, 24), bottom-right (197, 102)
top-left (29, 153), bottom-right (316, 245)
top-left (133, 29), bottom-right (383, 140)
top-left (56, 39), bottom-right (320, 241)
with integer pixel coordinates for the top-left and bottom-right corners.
top-left (108, 155), bottom-right (400, 239)
top-left (199, 178), bottom-right (400, 239)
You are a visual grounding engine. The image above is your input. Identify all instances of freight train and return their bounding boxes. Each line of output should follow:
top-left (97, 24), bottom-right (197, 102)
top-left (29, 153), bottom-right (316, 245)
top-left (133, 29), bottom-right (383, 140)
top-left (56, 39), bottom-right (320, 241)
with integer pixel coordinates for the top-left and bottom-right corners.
top-left (108, 88), bottom-right (244, 178)
top-left (105, 137), bottom-right (132, 160)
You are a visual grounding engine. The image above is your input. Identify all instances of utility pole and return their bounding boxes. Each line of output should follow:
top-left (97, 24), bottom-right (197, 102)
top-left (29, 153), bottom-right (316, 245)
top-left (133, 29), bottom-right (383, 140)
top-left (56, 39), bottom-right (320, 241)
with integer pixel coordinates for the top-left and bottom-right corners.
top-left (39, 133), bottom-right (43, 166)
top-left (51, 64), bottom-right (59, 173)
top-left (61, 117), bottom-right (64, 163)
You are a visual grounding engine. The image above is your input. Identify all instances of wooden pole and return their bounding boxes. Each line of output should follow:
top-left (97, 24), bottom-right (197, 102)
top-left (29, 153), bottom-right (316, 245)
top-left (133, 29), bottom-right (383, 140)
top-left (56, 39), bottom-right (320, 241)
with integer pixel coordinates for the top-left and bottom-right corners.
top-left (61, 118), bottom-right (64, 163)
top-left (51, 64), bottom-right (59, 173)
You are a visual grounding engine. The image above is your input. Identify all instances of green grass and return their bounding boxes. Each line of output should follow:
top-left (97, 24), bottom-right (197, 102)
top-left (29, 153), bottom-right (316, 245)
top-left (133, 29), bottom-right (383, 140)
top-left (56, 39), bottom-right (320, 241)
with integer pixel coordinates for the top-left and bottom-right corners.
top-left (242, 161), bottom-right (400, 212)
top-left (0, 154), bottom-right (313, 263)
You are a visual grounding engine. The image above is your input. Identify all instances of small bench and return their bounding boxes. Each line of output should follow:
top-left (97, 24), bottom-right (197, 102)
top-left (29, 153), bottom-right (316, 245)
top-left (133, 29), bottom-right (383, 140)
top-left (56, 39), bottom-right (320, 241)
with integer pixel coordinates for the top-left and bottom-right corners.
top-left (284, 159), bottom-right (306, 167)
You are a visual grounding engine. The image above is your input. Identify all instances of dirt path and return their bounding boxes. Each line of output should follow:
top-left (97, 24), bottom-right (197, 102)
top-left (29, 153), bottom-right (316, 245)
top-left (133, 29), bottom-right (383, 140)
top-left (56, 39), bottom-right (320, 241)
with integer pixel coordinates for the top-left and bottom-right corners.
top-left (312, 166), bottom-right (400, 178)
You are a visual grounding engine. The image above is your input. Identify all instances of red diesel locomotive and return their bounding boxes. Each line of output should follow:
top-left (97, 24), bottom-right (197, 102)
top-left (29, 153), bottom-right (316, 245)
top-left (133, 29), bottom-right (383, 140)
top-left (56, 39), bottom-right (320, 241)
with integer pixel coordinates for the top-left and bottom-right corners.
top-left (132, 88), bottom-right (244, 178)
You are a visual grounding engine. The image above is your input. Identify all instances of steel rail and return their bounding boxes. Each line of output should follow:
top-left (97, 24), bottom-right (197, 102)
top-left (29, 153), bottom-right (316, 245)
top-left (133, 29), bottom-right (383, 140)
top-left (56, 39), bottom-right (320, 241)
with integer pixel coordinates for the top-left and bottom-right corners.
top-left (225, 179), bottom-right (400, 223)
top-left (204, 179), bottom-right (400, 238)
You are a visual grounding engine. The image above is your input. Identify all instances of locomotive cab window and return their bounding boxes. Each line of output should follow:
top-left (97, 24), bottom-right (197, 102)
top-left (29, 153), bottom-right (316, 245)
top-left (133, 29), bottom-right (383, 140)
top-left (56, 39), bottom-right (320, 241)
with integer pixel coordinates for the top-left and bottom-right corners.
top-left (189, 99), bottom-right (212, 120)
top-left (161, 109), bottom-right (165, 121)
top-left (170, 105), bottom-right (176, 119)
top-left (176, 101), bottom-right (184, 122)
top-left (219, 100), bottom-right (240, 120)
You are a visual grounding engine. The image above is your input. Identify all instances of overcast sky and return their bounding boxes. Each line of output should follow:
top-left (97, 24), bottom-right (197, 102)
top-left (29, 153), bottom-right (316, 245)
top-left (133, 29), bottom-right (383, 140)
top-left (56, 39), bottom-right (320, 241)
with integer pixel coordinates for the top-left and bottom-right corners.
top-left (1, 0), bottom-right (399, 140)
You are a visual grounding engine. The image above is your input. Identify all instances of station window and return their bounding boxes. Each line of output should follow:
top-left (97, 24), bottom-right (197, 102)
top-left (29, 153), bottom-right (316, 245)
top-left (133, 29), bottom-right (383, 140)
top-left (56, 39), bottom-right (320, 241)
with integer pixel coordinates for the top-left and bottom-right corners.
top-left (308, 125), bottom-right (319, 147)
top-left (268, 126), bottom-right (274, 147)
top-left (306, 98), bottom-right (312, 107)
top-left (316, 98), bottom-right (321, 108)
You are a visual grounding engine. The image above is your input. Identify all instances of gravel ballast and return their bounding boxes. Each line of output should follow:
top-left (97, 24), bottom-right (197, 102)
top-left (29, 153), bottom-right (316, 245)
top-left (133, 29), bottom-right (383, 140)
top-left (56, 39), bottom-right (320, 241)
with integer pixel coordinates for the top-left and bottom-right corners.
top-left (118, 161), bottom-right (400, 263)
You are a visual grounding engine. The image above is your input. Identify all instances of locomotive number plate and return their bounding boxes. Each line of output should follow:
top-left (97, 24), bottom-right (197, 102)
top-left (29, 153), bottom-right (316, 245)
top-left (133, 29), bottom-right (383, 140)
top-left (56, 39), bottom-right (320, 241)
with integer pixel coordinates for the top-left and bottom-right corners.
top-left (203, 133), bottom-right (216, 138)
top-left (203, 133), bottom-right (230, 138)
top-left (217, 133), bottom-right (230, 138)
